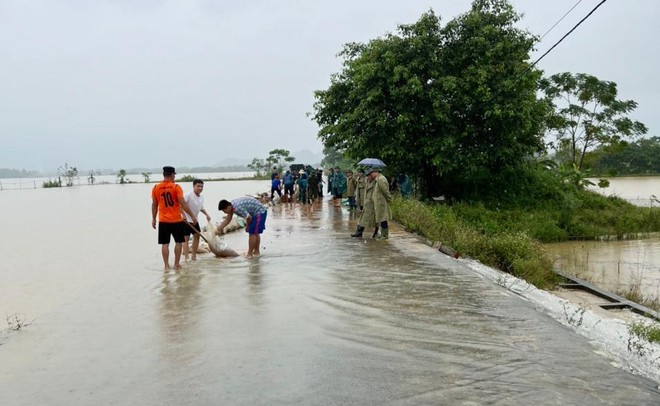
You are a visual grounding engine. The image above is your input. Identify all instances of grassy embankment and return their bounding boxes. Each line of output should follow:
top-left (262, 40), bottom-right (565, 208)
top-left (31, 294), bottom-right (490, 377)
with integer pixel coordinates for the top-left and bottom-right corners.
top-left (391, 191), bottom-right (660, 292)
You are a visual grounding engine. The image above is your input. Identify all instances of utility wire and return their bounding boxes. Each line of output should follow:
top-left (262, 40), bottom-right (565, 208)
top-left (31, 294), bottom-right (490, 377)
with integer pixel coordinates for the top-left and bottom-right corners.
top-left (529, 0), bottom-right (607, 70)
top-left (540, 0), bottom-right (585, 40)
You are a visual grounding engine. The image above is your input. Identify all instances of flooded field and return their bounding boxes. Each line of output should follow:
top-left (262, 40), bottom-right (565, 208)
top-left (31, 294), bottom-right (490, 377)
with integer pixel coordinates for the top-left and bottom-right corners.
top-left (547, 239), bottom-right (660, 300)
top-left (549, 176), bottom-right (660, 300)
top-left (1, 180), bottom-right (659, 404)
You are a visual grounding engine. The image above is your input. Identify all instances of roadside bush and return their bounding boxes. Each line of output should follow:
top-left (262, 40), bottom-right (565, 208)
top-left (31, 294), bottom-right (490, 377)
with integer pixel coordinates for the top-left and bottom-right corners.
top-left (42, 179), bottom-right (61, 188)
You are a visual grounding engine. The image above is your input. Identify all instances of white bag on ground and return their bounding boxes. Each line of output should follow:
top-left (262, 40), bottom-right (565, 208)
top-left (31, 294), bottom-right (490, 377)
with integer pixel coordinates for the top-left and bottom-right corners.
top-left (201, 227), bottom-right (240, 257)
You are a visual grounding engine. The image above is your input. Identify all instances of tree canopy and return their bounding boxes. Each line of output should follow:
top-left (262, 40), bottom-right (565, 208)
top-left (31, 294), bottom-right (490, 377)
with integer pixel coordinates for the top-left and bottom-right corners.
top-left (247, 149), bottom-right (296, 177)
top-left (312, 0), bottom-right (548, 198)
top-left (540, 72), bottom-right (647, 170)
top-left (588, 136), bottom-right (660, 175)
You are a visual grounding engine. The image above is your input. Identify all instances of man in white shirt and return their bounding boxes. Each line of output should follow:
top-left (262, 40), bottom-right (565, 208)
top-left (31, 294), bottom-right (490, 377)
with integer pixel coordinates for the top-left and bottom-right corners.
top-left (183, 179), bottom-right (212, 260)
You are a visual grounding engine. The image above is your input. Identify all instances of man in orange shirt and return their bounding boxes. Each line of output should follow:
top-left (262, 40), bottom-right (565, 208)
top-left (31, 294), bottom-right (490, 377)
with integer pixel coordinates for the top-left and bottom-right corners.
top-left (151, 166), bottom-right (197, 271)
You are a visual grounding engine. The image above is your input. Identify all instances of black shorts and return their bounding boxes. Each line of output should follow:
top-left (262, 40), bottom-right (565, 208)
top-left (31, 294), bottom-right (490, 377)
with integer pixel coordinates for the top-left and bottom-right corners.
top-left (184, 222), bottom-right (201, 237)
top-left (158, 222), bottom-right (186, 244)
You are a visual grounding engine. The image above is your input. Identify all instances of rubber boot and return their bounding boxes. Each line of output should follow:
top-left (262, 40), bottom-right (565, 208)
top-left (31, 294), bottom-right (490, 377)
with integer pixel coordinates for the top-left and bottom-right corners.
top-left (371, 227), bottom-right (379, 238)
top-left (381, 227), bottom-right (389, 240)
top-left (351, 226), bottom-right (365, 237)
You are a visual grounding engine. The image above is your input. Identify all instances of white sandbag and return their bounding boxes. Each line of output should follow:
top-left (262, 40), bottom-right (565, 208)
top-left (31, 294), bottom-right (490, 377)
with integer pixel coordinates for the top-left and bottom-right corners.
top-left (201, 227), bottom-right (240, 257)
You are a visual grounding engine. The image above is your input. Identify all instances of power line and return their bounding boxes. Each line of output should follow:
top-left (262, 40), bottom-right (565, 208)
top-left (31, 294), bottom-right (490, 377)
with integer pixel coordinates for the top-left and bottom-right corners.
top-left (540, 0), bottom-right (585, 40)
top-left (529, 0), bottom-right (608, 70)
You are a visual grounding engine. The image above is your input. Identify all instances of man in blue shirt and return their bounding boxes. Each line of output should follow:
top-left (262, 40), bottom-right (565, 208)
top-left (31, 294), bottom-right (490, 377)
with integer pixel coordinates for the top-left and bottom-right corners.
top-left (283, 170), bottom-right (294, 202)
top-left (271, 174), bottom-right (282, 201)
top-left (216, 196), bottom-right (268, 257)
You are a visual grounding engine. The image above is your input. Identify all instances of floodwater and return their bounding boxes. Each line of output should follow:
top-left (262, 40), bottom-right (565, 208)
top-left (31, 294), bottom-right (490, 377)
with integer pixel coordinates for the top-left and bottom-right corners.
top-left (547, 239), bottom-right (660, 300)
top-left (549, 176), bottom-right (660, 299)
top-left (588, 176), bottom-right (660, 207)
top-left (0, 171), bottom-right (255, 190)
top-left (1, 181), bottom-right (659, 405)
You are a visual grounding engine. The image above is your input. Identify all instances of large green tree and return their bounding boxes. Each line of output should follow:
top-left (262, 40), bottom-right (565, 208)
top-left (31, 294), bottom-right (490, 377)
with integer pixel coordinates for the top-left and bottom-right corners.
top-left (247, 158), bottom-right (268, 176)
top-left (248, 149), bottom-right (296, 177)
top-left (266, 149), bottom-right (295, 172)
top-left (312, 0), bottom-right (547, 198)
top-left (540, 72), bottom-right (647, 170)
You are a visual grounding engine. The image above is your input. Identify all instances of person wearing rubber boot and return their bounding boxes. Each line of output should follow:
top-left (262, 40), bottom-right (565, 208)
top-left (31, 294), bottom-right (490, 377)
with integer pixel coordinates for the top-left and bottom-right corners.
top-left (371, 167), bottom-right (393, 238)
top-left (332, 166), bottom-right (347, 207)
top-left (355, 169), bottom-right (366, 212)
top-left (351, 172), bottom-right (373, 237)
top-left (351, 167), bottom-right (386, 238)
top-left (352, 167), bottom-right (393, 239)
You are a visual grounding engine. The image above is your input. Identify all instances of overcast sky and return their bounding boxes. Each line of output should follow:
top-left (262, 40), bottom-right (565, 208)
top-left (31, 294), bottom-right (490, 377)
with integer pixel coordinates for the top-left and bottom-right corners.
top-left (1, 0), bottom-right (657, 172)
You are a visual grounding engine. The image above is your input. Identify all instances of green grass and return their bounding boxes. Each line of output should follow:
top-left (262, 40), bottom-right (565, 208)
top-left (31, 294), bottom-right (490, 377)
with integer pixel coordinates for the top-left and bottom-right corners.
top-left (391, 198), bottom-right (559, 289)
top-left (629, 321), bottom-right (660, 344)
top-left (447, 191), bottom-right (660, 243)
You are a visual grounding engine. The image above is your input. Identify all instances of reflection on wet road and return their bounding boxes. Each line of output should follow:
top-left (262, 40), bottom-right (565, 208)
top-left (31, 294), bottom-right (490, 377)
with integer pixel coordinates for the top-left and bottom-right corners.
top-left (152, 201), bottom-right (660, 404)
top-left (1, 189), bottom-right (659, 405)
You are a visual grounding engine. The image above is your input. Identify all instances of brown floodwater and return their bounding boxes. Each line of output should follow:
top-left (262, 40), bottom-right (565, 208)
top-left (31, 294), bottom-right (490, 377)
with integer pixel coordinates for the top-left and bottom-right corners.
top-left (550, 176), bottom-right (660, 299)
top-left (1, 181), bottom-right (659, 405)
top-left (546, 239), bottom-right (660, 299)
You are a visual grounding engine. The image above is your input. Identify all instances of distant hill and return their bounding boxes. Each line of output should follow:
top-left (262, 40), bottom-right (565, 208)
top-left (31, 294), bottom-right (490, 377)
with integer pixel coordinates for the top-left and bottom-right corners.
top-left (1, 149), bottom-right (325, 178)
top-left (289, 149), bottom-right (323, 166)
top-left (0, 168), bottom-right (41, 178)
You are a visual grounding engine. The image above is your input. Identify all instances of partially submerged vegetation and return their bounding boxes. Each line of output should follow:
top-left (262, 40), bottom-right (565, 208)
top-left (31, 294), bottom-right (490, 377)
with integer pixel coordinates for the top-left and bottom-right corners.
top-left (392, 182), bottom-right (660, 291)
top-left (619, 286), bottom-right (660, 313)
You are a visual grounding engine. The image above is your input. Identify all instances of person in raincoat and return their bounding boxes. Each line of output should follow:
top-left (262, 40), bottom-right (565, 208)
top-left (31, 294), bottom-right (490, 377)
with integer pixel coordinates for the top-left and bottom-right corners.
top-left (398, 173), bottom-right (412, 198)
top-left (351, 167), bottom-right (392, 238)
top-left (333, 166), bottom-right (347, 207)
top-left (355, 169), bottom-right (366, 212)
top-left (351, 170), bottom-right (376, 237)
top-left (307, 169), bottom-right (319, 203)
top-left (327, 167), bottom-right (334, 196)
top-left (346, 170), bottom-right (357, 210)
top-left (297, 170), bottom-right (309, 204)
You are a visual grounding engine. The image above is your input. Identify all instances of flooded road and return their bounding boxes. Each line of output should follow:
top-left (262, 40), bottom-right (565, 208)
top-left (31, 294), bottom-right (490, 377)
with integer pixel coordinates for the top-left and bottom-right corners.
top-left (1, 181), bottom-right (659, 405)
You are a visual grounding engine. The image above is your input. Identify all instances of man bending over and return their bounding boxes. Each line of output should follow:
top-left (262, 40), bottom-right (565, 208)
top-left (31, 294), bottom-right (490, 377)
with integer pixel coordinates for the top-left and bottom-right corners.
top-left (216, 196), bottom-right (267, 258)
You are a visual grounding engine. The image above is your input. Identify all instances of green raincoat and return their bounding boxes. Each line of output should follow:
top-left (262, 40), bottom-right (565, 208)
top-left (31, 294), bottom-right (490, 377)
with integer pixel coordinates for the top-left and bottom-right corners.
top-left (372, 173), bottom-right (392, 223)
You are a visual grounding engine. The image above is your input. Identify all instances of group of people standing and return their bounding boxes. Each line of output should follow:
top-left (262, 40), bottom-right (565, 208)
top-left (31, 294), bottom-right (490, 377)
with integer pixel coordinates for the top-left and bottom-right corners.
top-left (271, 168), bottom-right (324, 205)
top-left (325, 165), bottom-right (393, 239)
top-left (272, 165), bottom-right (394, 240)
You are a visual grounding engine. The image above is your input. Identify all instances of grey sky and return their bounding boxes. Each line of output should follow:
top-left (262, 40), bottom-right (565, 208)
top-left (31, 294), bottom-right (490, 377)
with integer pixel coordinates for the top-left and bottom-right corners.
top-left (1, 0), bottom-right (657, 172)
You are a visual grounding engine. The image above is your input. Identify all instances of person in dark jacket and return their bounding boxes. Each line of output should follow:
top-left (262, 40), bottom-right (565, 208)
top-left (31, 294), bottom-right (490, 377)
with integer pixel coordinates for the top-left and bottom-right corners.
top-left (282, 170), bottom-right (294, 202)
